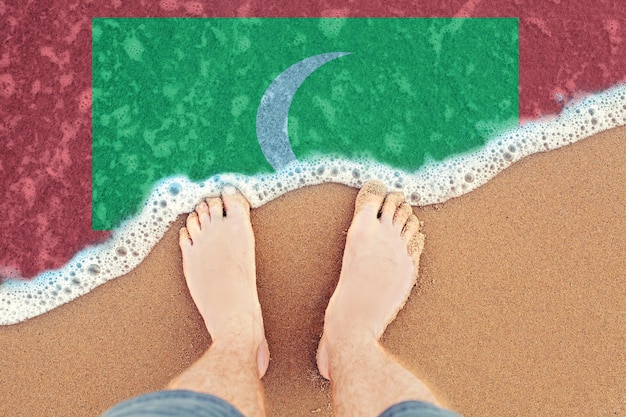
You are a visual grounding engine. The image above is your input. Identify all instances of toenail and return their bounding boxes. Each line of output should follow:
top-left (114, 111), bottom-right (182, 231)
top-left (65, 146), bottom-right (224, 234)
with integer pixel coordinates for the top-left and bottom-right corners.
top-left (223, 185), bottom-right (237, 195)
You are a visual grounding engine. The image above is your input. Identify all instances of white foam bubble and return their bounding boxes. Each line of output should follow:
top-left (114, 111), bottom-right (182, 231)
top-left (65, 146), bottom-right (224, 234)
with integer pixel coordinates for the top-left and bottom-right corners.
top-left (1, 84), bottom-right (625, 325)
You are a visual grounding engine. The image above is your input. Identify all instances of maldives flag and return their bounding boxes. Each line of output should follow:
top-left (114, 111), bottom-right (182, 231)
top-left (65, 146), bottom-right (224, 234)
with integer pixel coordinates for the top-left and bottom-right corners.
top-left (92, 18), bottom-right (518, 230)
top-left (1, 1), bottom-right (624, 280)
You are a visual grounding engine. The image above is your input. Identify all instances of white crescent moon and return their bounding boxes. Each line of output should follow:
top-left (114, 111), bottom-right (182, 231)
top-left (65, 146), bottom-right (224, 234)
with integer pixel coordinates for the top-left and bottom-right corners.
top-left (256, 52), bottom-right (352, 171)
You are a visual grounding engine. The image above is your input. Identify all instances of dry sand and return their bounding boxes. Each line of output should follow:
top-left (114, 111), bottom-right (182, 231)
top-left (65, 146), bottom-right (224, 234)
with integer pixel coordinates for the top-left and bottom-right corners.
top-left (0, 127), bottom-right (624, 417)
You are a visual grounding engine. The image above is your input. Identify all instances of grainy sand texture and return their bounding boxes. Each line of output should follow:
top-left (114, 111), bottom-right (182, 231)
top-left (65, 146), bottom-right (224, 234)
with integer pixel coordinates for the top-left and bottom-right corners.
top-left (0, 127), bottom-right (624, 417)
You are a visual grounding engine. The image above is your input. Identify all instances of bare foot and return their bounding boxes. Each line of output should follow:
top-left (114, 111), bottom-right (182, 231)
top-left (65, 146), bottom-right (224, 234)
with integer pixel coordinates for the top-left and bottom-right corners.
top-left (317, 180), bottom-right (425, 380)
top-left (179, 185), bottom-right (270, 378)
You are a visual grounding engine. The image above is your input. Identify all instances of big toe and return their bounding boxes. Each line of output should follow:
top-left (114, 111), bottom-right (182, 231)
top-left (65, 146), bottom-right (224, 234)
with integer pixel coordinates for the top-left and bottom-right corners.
top-left (354, 180), bottom-right (387, 218)
top-left (221, 185), bottom-right (251, 219)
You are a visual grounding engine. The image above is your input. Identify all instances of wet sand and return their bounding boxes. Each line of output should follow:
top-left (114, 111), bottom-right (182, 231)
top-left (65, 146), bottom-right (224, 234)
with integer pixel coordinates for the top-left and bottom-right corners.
top-left (0, 127), bottom-right (624, 417)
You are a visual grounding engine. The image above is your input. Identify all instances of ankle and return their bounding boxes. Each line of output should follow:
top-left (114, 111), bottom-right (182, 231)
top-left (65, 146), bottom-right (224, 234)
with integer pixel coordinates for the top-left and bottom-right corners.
top-left (208, 314), bottom-right (264, 348)
top-left (325, 326), bottom-right (378, 356)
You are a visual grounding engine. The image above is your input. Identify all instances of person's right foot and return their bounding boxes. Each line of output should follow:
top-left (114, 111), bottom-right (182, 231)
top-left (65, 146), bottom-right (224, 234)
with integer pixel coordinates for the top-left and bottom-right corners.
top-left (317, 180), bottom-right (425, 380)
top-left (179, 186), bottom-right (269, 378)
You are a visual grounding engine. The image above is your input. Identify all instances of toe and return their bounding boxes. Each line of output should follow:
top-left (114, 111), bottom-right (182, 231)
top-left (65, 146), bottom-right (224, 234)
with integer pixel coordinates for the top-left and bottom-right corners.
top-left (186, 211), bottom-right (201, 237)
top-left (179, 226), bottom-right (192, 248)
top-left (221, 185), bottom-right (251, 218)
top-left (195, 201), bottom-right (210, 227)
top-left (408, 231), bottom-right (425, 257)
top-left (380, 192), bottom-right (405, 225)
top-left (207, 197), bottom-right (224, 222)
top-left (354, 180), bottom-right (387, 218)
top-left (401, 214), bottom-right (420, 242)
top-left (394, 202), bottom-right (413, 231)
top-left (403, 215), bottom-right (425, 270)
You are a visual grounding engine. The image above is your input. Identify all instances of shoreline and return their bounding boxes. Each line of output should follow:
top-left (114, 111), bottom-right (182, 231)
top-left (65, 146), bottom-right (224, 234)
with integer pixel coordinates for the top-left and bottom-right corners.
top-left (3, 84), bottom-right (626, 325)
top-left (0, 126), bottom-right (624, 416)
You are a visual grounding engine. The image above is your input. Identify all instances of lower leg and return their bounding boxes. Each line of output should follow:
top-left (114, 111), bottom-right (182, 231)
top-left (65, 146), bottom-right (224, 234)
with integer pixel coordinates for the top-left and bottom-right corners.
top-left (325, 328), bottom-right (438, 417)
top-left (318, 180), bottom-right (441, 417)
top-left (167, 316), bottom-right (267, 417)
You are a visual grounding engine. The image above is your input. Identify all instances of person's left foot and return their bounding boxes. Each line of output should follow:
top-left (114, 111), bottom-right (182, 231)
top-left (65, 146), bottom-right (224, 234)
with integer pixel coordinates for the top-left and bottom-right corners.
top-left (179, 185), bottom-right (269, 378)
top-left (317, 180), bottom-right (425, 380)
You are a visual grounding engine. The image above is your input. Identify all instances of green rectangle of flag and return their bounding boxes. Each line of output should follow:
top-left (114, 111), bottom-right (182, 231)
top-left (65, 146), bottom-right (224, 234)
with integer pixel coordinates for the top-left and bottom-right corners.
top-left (92, 18), bottom-right (518, 230)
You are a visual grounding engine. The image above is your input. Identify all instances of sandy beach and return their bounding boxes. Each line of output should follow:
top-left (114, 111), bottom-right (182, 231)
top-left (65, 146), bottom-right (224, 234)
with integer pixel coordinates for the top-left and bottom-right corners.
top-left (0, 126), bottom-right (624, 417)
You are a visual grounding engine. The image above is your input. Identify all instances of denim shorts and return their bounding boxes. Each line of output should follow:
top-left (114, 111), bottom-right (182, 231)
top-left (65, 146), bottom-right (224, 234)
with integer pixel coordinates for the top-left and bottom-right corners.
top-left (100, 390), bottom-right (462, 417)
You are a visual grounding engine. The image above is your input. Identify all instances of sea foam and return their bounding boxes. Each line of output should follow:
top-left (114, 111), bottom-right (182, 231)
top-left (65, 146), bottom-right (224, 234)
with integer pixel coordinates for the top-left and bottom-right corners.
top-left (1, 84), bottom-right (625, 325)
